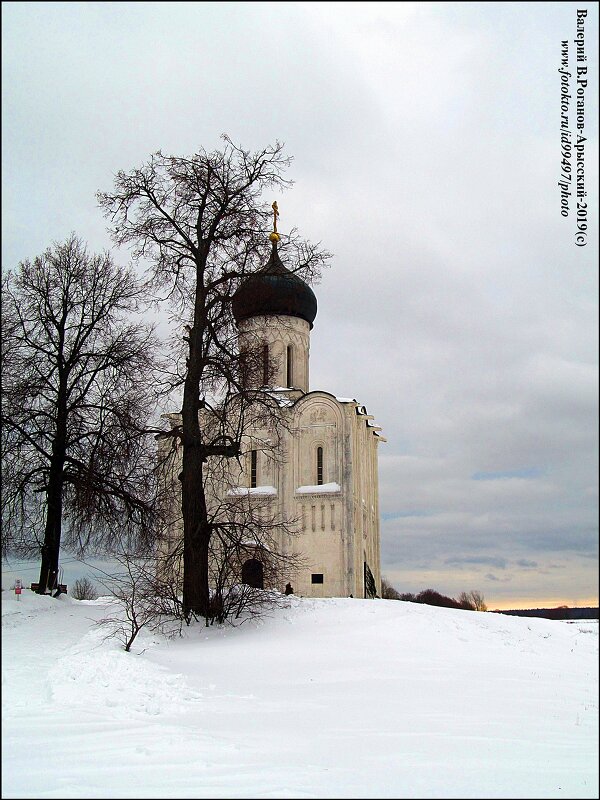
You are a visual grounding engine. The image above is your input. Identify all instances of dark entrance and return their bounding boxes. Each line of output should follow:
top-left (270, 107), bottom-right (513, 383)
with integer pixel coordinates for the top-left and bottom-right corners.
top-left (241, 558), bottom-right (264, 589)
top-left (364, 561), bottom-right (377, 598)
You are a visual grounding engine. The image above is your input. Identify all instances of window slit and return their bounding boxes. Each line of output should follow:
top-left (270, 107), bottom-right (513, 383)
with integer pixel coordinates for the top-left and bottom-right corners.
top-left (286, 345), bottom-right (293, 387)
top-left (262, 344), bottom-right (269, 386)
top-left (317, 446), bottom-right (323, 485)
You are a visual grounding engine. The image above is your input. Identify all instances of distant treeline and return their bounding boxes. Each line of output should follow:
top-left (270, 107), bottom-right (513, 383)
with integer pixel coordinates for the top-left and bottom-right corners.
top-left (492, 607), bottom-right (599, 620)
top-left (381, 582), bottom-right (487, 611)
top-left (381, 581), bottom-right (600, 620)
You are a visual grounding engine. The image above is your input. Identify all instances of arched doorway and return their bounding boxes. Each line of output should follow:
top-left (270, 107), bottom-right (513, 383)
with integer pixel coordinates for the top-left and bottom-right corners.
top-left (241, 558), bottom-right (264, 589)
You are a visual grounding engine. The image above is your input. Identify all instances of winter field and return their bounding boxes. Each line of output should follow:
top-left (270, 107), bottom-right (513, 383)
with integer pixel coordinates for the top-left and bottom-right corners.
top-left (2, 590), bottom-right (598, 799)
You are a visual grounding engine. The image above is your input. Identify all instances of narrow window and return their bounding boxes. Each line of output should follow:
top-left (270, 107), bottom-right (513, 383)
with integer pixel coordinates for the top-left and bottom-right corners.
top-left (316, 446), bottom-right (323, 485)
top-left (311, 573), bottom-right (324, 584)
top-left (262, 343), bottom-right (269, 386)
top-left (250, 449), bottom-right (257, 488)
top-left (286, 345), bottom-right (293, 388)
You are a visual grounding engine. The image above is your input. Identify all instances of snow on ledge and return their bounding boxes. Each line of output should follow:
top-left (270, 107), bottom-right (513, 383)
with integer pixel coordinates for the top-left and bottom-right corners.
top-left (336, 397), bottom-right (357, 404)
top-left (227, 486), bottom-right (277, 496)
top-left (296, 482), bottom-right (341, 494)
top-left (264, 389), bottom-right (295, 408)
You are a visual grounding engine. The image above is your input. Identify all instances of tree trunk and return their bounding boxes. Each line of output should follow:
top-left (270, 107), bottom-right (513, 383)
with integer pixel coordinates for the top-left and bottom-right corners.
top-left (37, 377), bottom-right (67, 595)
top-left (181, 441), bottom-right (210, 619)
top-left (37, 454), bottom-right (64, 594)
top-left (180, 295), bottom-right (211, 618)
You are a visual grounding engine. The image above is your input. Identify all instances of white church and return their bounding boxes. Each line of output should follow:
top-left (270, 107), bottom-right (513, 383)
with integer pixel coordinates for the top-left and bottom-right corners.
top-left (161, 211), bottom-right (384, 599)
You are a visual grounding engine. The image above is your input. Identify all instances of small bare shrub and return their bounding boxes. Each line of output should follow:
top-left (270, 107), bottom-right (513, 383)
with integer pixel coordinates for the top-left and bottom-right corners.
top-left (96, 553), bottom-right (184, 652)
top-left (72, 576), bottom-right (98, 600)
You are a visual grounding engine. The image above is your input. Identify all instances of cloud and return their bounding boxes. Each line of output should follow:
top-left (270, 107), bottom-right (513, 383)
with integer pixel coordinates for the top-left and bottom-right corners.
top-left (445, 556), bottom-right (508, 569)
top-left (484, 574), bottom-right (514, 584)
top-left (381, 510), bottom-right (436, 521)
top-left (471, 468), bottom-right (544, 481)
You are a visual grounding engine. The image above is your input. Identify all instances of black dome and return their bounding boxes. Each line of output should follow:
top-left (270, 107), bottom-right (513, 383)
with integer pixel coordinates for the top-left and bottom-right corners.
top-left (232, 242), bottom-right (317, 328)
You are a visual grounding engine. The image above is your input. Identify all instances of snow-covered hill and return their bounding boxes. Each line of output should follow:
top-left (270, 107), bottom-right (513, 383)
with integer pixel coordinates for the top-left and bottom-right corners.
top-left (2, 590), bottom-right (598, 799)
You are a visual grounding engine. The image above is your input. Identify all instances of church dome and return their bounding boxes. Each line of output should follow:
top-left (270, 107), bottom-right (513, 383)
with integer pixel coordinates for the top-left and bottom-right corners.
top-left (232, 242), bottom-right (317, 328)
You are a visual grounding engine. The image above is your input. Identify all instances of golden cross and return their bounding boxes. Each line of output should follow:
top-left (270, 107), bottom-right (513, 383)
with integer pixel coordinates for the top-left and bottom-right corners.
top-left (272, 201), bottom-right (279, 234)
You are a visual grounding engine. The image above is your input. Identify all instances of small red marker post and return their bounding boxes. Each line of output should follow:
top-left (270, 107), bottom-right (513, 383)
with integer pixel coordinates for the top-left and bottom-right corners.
top-left (14, 579), bottom-right (22, 600)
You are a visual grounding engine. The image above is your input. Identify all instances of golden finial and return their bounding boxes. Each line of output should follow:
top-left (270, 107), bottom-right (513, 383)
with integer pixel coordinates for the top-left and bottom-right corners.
top-left (269, 201), bottom-right (280, 242)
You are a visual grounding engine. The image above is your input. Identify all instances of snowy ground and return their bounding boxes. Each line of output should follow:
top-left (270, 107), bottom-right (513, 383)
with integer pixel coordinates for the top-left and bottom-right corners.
top-left (2, 590), bottom-right (598, 799)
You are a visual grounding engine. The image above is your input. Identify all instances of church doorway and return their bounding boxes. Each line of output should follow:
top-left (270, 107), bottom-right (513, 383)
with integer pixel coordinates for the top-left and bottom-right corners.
top-left (241, 558), bottom-right (264, 589)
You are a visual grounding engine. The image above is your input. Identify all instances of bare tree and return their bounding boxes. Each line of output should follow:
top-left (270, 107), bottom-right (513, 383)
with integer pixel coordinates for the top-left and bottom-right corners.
top-left (457, 591), bottom-right (476, 610)
top-left (462, 590), bottom-right (475, 611)
top-left (381, 577), bottom-right (402, 600)
top-left (98, 136), bottom-right (329, 621)
top-left (469, 590), bottom-right (487, 612)
top-left (1, 235), bottom-right (161, 594)
top-left (457, 590), bottom-right (487, 611)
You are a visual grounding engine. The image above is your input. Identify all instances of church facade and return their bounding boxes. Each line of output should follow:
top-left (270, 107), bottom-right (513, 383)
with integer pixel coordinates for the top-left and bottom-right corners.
top-left (161, 217), bottom-right (384, 599)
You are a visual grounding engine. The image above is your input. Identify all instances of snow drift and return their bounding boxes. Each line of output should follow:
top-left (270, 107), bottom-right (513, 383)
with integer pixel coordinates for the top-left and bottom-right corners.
top-left (2, 590), bottom-right (598, 798)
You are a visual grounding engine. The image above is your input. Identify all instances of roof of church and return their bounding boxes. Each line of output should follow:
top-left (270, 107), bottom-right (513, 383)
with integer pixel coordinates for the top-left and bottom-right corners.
top-left (231, 241), bottom-right (317, 328)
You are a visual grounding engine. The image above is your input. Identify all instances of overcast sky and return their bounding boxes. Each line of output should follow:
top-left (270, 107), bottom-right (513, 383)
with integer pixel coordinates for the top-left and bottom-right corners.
top-left (3, 2), bottom-right (598, 608)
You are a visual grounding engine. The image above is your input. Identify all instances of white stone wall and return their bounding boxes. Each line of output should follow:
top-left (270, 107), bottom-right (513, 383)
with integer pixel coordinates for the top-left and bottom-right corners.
top-left (221, 391), bottom-right (382, 599)
top-left (238, 315), bottom-right (311, 392)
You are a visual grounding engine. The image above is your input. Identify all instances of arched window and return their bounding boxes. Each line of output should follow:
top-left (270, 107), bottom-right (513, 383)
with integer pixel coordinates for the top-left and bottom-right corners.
top-left (286, 345), bottom-right (293, 388)
top-left (250, 449), bottom-right (257, 488)
top-left (316, 446), bottom-right (323, 486)
top-left (262, 343), bottom-right (269, 386)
